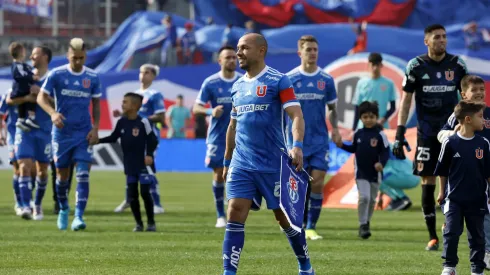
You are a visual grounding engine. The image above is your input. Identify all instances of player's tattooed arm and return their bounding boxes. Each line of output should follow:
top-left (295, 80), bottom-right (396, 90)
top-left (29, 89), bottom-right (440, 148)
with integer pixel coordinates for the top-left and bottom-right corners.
top-left (92, 97), bottom-right (101, 129)
top-left (397, 92), bottom-right (413, 126)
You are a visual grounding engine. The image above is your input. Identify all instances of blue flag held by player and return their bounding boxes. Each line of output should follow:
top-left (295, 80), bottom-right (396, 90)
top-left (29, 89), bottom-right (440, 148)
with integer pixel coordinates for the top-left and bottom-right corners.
top-left (279, 152), bottom-right (310, 233)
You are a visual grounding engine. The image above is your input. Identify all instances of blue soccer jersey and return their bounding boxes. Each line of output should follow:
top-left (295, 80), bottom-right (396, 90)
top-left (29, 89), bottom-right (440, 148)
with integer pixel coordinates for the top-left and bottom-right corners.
top-left (230, 66), bottom-right (299, 172)
top-left (286, 67), bottom-right (337, 156)
top-left (136, 85), bottom-right (166, 134)
top-left (441, 107), bottom-right (490, 140)
top-left (41, 65), bottom-right (101, 136)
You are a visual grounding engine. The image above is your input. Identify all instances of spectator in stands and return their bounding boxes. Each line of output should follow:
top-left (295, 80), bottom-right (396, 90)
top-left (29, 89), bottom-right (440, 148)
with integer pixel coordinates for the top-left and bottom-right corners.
top-left (206, 17), bottom-right (214, 25)
top-left (463, 21), bottom-right (490, 51)
top-left (179, 22), bottom-right (197, 65)
top-left (161, 15), bottom-right (178, 67)
top-left (166, 94), bottom-right (191, 138)
top-left (244, 20), bottom-right (260, 34)
top-left (347, 18), bottom-right (368, 55)
top-left (222, 23), bottom-right (236, 48)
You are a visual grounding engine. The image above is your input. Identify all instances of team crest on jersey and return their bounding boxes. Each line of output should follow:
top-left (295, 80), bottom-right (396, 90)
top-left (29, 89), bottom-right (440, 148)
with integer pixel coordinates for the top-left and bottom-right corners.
top-left (417, 161), bottom-right (424, 172)
top-left (436, 72), bottom-right (442, 79)
top-left (132, 127), bottom-right (139, 137)
top-left (370, 138), bottom-right (378, 147)
top-left (218, 88), bottom-right (223, 93)
top-left (317, 79), bottom-right (326, 91)
top-left (82, 78), bottom-right (91, 88)
top-left (445, 70), bottom-right (454, 81)
top-left (296, 82), bottom-right (302, 88)
top-left (380, 84), bottom-right (387, 91)
top-left (288, 175), bottom-right (299, 203)
top-left (476, 148), bottom-right (484, 159)
top-left (256, 85), bottom-right (267, 97)
top-left (484, 119), bottom-right (490, 129)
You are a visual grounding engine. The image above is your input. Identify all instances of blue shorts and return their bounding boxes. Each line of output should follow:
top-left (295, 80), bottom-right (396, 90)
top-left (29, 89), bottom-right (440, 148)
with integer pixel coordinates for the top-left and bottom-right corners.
top-left (14, 128), bottom-right (52, 163)
top-left (53, 137), bottom-right (93, 168)
top-left (303, 147), bottom-right (329, 172)
top-left (226, 166), bottom-right (280, 210)
top-left (7, 128), bottom-right (16, 163)
top-left (205, 143), bottom-right (225, 169)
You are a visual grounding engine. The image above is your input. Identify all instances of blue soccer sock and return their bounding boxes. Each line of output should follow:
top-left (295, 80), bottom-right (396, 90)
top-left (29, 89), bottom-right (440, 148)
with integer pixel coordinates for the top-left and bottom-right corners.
top-left (283, 227), bottom-right (312, 271)
top-left (223, 222), bottom-right (245, 274)
top-left (306, 193), bottom-right (323, 230)
top-left (34, 177), bottom-right (47, 206)
top-left (213, 181), bottom-right (225, 218)
top-left (12, 175), bottom-right (20, 205)
top-left (56, 179), bottom-right (70, 210)
top-left (18, 176), bottom-right (32, 208)
top-left (150, 176), bottom-right (162, 207)
top-left (74, 170), bottom-right (89, 217)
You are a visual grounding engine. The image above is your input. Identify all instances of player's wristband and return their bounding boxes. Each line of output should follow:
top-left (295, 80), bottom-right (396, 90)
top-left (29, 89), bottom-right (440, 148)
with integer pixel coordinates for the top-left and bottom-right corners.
top-left (205, 108), bottom-right (213, 116)
top-left (223, 159), bottom-right (231, 167)
top-left (293, 141), bottom-right (303, 149)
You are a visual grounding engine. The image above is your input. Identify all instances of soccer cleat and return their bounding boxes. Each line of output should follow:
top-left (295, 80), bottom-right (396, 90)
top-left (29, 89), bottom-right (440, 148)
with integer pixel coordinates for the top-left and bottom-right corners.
top-left (133, 224), bottom-right (144, 232)
top-left (215, 217), bottom-right (227, 228)
top-left (146, 224), bottom-right (156, 232)
top-left (484, 252), bottom-right (490, 270)
top-left (71, 216), bottom-right (86, 231)
top-left (16, 120), bottom-right (31, 132)
top-left (359, 223), bottom-right (371, 239)
top-left (25, 118), bottom-right (40, 129)
top-left (153, 205), bottom-right (165, 214)
top-left (426, 239), bottom-right (439, 251)
top-left (33, 205), bottom-right (44, 221)
top-left (14, 204), bottom-right (23, 216)
top-left (114, 200), bottom-right (130, 213)
top-left (305, 229), bottom-right (323, 240)
top-left (299, 268), bottom-right (315, 274)
top-left (57, 208), bottom-right (70, 230)
top-left (441, 267), bottom-right (456, 275)
top-left (20, 207), bottom-right (32, 220)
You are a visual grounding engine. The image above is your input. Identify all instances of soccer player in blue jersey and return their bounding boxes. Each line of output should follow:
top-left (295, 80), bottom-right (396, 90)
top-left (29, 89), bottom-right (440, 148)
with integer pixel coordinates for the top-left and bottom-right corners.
top-left (37, 38), bottom-right (101, 231)
top-left (435, 100), bottom-right (489, 275)
top-left (99, 93), bottom-right (158, 232)
top-left (221, 33), bottom-right (314, 275)
top-left (113, 63), bottom-right (165, 214)
top-left (8, 46), bottom-right (52, 221)
top-left (0, 90), bottom-right (24, 216)
top-left (193, 46), bottom-right (242, 228)
top-left (286, 35), bottom-right (340, 240)
top-left (393, 24), bottom-right (468, 251)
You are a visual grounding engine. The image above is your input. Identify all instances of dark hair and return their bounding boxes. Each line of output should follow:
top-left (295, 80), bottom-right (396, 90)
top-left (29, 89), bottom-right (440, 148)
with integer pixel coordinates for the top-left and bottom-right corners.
top-left (177, 94), bottom-right (184, 100)
top-left (218, 46), bottom-right (235, 55)
top-left (368, 53), bottom-right (382, 64)
top-left (454, 100), bottom-right (485, 124)
top-left (297, 35), bottom-right (318, 50)
top-left (9, 42), bottom-right (24, 59)
top-left (124, 92), bottom-right (143, 104)
top-left (359, 101), bottom-right (379, 118)
top-left (36, 46), bottom-right (52, 63)
top-left (424, 24), bottom-right (446, 35)
top-left (461, 75), bottom-right (485, 92)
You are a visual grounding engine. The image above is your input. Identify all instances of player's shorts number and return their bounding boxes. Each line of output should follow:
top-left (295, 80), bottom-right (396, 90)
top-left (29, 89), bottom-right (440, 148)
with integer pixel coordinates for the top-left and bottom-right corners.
top-left (274, 181), bottom-right (280, 197)
top-left (206, 144), bottom-right (218, 157)
top-left (416, 147), bottom-right (430, 161)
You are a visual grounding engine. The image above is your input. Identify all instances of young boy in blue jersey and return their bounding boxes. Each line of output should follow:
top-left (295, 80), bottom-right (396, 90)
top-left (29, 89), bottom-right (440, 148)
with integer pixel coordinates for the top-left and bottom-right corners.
top-left (437, 75), bottom-right (490, 269)
top-left (8, 42), bottom-right (39, 131)
top-left (337, 101), bottom-right (389, 239)
top-left (435, 100), bottom-right (490, 275)
top-left (99, 93), bottom-right (158, 232)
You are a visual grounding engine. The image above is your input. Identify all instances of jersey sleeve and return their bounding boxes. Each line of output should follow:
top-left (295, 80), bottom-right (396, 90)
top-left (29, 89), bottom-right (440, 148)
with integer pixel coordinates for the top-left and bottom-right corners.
top-left (378, 131), bottom-right (390, 167)
top-left (98, 120), bottom-right (122, 143)
top-left (434, 138), bottom-right (451, 177)
top-left (484, 138), bottom-right (490, 179)
top-left (151, 93), bottom-right (166, 114)
top-left (341, 132), bottom-right (357, 153)
top-left (13, 63), bottom-right (34, 83)
top-left (325, 78), bottom-right (338, 105)
top-left (388, 80), bottom-right (397, 101)
top-left (0, 94), bottom-right (8, 115)
top-left (41, 71), bottom-right (56, 96)
top-left (92, 75), bottom-right (102, 98)
top-left (196, 81), bottom-right (211, 105)
top-left (442, 113), bottom-right (457, 131)
top-left (402, 58), bottom-right (419, 93)
top-left (278, 75), bottom-right (299, 109)
top-left (352, 80), bottom-right (362, 106)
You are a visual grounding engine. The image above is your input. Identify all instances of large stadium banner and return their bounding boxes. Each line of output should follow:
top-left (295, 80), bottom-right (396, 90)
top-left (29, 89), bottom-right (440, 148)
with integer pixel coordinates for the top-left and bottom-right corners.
top-left (0, 0), bottom-right (52, 17)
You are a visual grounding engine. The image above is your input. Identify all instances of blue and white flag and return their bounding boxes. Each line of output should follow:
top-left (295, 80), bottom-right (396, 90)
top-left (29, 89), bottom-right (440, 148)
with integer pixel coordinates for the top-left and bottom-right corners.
top-left (279, 153), bottom-right (310, 233)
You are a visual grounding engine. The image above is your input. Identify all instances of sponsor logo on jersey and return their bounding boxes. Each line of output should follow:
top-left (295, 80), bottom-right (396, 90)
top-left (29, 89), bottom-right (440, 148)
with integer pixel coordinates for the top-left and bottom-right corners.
top-left (295, 93), bottom-right (325, 100)
top-left (266, 75), bottom-right (280, 81)
top-left (61, 89), bottom-right (91, 98)
top-left (216, 97), bottom-right (232, 104)
top-left (236, 104), bottom-right (269, 114)
top-left (422, 85), bottom-right (456, 93)
top-left (323, 53), bottom-right (411, 130)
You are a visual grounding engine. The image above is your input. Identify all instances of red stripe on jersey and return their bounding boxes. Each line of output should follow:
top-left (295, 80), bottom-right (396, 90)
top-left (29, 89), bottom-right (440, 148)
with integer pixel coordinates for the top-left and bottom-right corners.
top-left (279, 87), bottom-right (296, 104)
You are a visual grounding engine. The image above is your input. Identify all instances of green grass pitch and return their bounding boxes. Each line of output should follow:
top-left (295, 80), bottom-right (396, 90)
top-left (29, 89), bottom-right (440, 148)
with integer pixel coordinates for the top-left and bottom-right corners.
top-left (0, 171), bottom-right (476, 274)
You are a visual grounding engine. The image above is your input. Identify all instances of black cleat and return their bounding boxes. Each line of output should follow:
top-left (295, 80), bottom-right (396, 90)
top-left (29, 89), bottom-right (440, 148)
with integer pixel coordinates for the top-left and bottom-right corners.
top-left (146, 224), bottom-right (156, 232)
top-left (133, 224), bottom-right (144, 232)
top-left (359, 223), bottom-right (371, 239)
